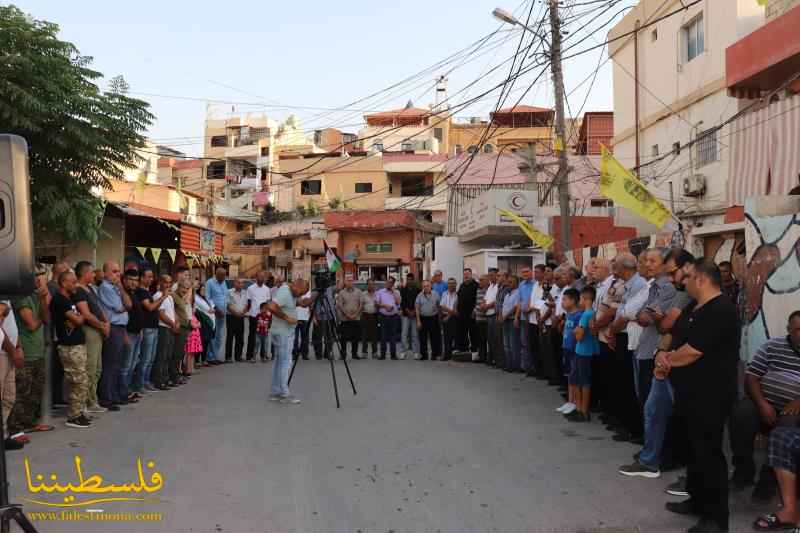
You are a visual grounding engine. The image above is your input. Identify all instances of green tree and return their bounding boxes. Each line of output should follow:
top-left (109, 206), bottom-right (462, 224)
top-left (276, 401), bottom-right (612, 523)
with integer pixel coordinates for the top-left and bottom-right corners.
top-left (0, 6), bottom-right (153, 245)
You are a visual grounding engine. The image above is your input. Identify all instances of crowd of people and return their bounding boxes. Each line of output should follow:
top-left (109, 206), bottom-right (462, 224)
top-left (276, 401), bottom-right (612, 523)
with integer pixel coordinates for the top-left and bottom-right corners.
top-left (2, 250), bottom-right (799, 532)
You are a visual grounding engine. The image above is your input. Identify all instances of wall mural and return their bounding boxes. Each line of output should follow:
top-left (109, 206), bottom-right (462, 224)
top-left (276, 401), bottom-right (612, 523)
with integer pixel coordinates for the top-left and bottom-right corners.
top-left (743, 197), bottom-right (800, 362)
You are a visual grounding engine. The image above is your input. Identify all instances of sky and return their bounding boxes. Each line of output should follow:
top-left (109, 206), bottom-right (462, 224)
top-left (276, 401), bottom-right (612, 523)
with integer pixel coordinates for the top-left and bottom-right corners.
top-left (11, 0), bottom-right (634, 156)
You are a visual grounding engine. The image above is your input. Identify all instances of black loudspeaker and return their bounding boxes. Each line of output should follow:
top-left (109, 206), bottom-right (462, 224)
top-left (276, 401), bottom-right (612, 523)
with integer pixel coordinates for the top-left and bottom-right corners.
top-left (0, 134), bottom-right (35, 295)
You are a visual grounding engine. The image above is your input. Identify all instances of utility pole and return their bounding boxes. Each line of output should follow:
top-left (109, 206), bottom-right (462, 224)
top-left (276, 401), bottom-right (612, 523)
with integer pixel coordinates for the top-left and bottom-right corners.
top-left (549, 0), bottom-right (571, 253)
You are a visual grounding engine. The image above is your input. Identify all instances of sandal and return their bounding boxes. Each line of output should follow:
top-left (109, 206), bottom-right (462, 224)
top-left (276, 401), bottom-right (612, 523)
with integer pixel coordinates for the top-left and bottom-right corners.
top-left (753, 513), bottom-right (798, 531)
top-left (26, 424), bottom-right (55, 433)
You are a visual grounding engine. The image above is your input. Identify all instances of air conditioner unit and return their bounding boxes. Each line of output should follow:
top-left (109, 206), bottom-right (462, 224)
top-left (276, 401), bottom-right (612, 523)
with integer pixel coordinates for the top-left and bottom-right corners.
top-left (682, 174), bottom-right (706, 197)
top-left (412, 243), bottom-right (424, 259)
top-left (293, 248), bottom-right (305, 260)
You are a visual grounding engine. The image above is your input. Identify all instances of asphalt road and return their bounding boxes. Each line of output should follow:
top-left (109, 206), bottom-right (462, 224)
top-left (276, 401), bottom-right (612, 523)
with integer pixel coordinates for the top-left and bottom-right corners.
top-left (6, 356), bottom-right (768, 533)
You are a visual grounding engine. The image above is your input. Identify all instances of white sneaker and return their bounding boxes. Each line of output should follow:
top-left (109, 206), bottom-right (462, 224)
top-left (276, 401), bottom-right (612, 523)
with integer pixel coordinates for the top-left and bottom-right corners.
top-left (561, 403), bottom-right (578, 415)
top-left (86, 404), bottom-right (108, 414)
top-left (471, 352), bottom-right (480, 362)
top-left (279, 395), bottom-right (301, 404)
top-left (556, 402), bottom-right (573, 413)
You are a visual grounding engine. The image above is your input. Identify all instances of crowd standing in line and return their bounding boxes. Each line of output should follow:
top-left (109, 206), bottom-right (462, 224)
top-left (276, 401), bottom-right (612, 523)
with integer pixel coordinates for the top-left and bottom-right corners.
top-left (3, 251), bottom-right (800, 532)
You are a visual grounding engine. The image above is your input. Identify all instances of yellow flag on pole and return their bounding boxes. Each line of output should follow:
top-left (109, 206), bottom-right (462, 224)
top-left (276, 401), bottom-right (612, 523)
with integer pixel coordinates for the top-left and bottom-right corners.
top-left (600, 145), bottom-right (672, 228)
top-left (496, 208), bottom-right (554, 250)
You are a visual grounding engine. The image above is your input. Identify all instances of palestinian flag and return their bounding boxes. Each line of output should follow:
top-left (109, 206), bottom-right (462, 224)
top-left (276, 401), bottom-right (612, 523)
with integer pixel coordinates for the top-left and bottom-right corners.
top-left (324, 240), bottom-right (341, 273)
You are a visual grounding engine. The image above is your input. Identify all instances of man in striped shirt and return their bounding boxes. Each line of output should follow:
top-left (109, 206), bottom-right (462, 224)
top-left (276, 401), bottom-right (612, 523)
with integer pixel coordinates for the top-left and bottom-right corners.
top-left (730, 310), bottom-right (800, 501)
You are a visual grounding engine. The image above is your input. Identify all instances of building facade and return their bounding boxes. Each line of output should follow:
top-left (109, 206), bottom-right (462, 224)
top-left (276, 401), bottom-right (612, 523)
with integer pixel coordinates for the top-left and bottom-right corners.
top-left (608, 0), bottom-right (764, 226)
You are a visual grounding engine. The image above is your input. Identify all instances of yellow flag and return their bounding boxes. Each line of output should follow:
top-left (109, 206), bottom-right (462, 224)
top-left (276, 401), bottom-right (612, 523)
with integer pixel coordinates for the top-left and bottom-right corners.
top-left (553, 136), bottom-right (564, 152)
top-left (600, 145), bottom-right (672, 228)
top-left (136, 246), bottom-right (148, 258)
top-left (166, 248), bottom-right (177, 263)
top-left (496, 208), bottom-right (554, 250)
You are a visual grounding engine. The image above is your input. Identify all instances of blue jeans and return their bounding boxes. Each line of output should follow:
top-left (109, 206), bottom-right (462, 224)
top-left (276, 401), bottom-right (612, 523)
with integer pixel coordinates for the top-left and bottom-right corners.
top-left (137, 328), bottom-right (158, 390)
top-left (208, 314), bottom-right (226, 362)
top-left (270, 330), bottom-right (295, 397)
top-left (293, 320), bottom-right (309, 357)
top-left (639, 377), bottom-right (674, 470)
top-left (254, 332), bottom-right (271, 360)
top-left (400, 316), bottom-right (419, 354)
top-left (503, 321), bottom-right (521, 370)
top-left (119, 331), bottom-right (142, 398)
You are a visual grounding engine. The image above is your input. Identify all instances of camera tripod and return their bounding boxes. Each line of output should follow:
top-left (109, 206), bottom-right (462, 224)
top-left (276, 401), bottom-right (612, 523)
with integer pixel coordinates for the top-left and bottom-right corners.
top-left (288, 287), bottom-right (357, 408)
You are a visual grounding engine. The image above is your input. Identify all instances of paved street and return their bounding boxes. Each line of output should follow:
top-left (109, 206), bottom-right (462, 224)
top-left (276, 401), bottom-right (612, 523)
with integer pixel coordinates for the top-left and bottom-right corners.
top-left (8, 358), bottom-right (764, 533)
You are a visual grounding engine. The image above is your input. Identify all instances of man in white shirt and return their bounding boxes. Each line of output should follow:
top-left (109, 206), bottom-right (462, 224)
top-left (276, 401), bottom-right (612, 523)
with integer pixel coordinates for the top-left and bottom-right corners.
top-left (293, 289), bottom-right (312, 360)
top-left (483, 268), bottom-right (500, 365)
top-left (226, 279), bottom-right (248, 362)
top-left (440, 279), bottom-right (458, 360)
top-left (525, 266), bottom-right (545, 377)
top-left (153, 275), bottom-right (178, 390)
top-left (245, 271), bottom-right (270, 362)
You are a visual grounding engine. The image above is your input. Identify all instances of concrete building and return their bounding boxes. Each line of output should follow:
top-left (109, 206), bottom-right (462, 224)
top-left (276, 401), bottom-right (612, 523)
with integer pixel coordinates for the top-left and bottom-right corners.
top-left (358, 101), bottom-right (447, 155)
top-left (448, 105), bottom-right (554, 156)
top-left (608, 0), bottom-right (764, 226)
top-left (273, 152), bottom-right (387, 213)
top-left (383, 153), bottom-right (448, 223)
top-left (313, 128), bottom-right (358, 153)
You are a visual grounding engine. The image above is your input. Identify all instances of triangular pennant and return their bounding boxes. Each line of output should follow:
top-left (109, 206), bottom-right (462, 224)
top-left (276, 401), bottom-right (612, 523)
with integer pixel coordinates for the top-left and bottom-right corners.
top-left (151, 248), bottom-right (162, 263)
top-left (167, 249), bottom-right (177, 262)
top-left (136, 246), bottom-right (148, 258)
top-left (187, 257), bottom-right (195, 269)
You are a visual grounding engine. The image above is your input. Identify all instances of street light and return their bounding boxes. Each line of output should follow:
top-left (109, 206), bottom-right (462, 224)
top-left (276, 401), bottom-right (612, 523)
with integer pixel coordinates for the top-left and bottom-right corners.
top-left (492, 7), bottom-right (518, 26)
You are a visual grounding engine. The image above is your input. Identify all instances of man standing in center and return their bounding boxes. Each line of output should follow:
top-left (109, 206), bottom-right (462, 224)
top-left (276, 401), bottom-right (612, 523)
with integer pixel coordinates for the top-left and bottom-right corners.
top-left (96, 261), bottom-right (131, 409)
top-left (376, 277), bottom-right (401, 360)
top-left (204, 268), bottom-right (227, 365)
top-left (415, 280), bottom-right (441, 361)
top-left (246, 271), bottom-right (270, 363)
top-left (335, 273), bottom-right (362, 360)
top-left (226, 278), bottom-right (248, 363)
top-left (440, 278), bottom-right (458, 361)
top-left (400, 273), bottom-right (421, 360)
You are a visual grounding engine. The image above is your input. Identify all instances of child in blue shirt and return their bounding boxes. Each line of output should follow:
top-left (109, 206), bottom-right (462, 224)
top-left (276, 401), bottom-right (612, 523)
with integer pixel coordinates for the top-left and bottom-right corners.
top-left (569, 286), bottom-right (600, 422)
top-left (557, 288), bottom-right (582, 416)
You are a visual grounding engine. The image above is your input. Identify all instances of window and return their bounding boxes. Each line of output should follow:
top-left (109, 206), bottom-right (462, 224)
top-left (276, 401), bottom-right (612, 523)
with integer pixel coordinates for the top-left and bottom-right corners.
top-left (207, 161), bottom-right (226, 179)
top-left (696, 128), bottom-right (717, 167)
top-left (366, 243), bottom-right (393, 254)
top-left (355, 182), bottom-right (372, 193)
top-left (401, 176), bottom-right (432, 197)
top-left (651, 144), bottom-right (659, 157)
top-left (301, 180), bottom-right (322, 195)
top-left (210, 135), bottom-right (227, 147)
top-left (342, 133), bottom-right (357, 145)
top-left (434, 128), bottom-right (443, 143)
top-left (682, 15), bottom-right (704, 63)
top-left (590, 199), bottom-right (614, 208)
top-left (401, 140), bottom-right (413, 151)
top-left (483, 144), bottom-right (494, 154)
top-left (260, 146), bottom-right (270, 157)
top-left (672, 141), bottom-right (681, 155)
top-left (651, 28), bottom-right (658, 42)
top-left (455, 144), bottom-right (463, 155)
top-left (372, 139), bottom-right (384, 152)
top-left (467, 145), bottom-right (478, 154)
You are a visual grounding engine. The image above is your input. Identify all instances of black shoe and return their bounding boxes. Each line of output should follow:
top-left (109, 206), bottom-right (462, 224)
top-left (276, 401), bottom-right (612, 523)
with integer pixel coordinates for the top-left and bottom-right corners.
top-left (353, 355), bottom-right (362, 360)
top-left (687, 518), bottom-right (728, 533)
top-left (65, 416), bottom-right (92, 429)
top-left (4, 438), bottom-right (24, 450)
top-left (612, 431), bottom-right (633, 442)
top-left (302, 356), bottom-right (310, 360)
top-left (665, 499), bottom-right (701, 517)
top-left (630, 436), bottom-right (644, 446)
top-left (390, 355), bottom-right (398, 360)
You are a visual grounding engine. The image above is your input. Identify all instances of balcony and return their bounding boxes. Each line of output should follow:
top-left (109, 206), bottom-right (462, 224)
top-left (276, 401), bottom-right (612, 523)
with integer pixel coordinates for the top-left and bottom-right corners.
top-left (225, 143), bottom-right (260, 159)
top-left (384, 195), bottom-right (446, 211)
top-left (726, 3), bottom-right (800, 98)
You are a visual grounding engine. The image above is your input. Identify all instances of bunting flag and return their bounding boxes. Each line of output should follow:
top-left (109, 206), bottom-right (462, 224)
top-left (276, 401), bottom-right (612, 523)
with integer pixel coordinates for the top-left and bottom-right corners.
top-left (136, 246), bottom-right (148, 258)
top-left (600, 144), bottom-right (672, 229)
top-left (166, 249), bottom-right (177, 262)
top-left (496, 208), bottom-right (554, 250)
top-left (187, 257), bottom-right (195, 269)
top-left (151, 248), bottom-right (162, 264)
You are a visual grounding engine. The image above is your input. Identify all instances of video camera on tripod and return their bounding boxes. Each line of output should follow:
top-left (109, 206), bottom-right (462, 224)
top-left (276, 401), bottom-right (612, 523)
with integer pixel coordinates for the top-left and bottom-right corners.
top-left (312, 267), bottom-right (336, 292)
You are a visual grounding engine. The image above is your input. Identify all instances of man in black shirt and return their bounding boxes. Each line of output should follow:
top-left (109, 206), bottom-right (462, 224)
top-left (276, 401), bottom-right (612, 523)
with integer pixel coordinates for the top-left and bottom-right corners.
top-left (136, 268), bottom-right (170, 391)
top-left (655, 259), bottom-right (739, 533)
top-left (120, 270), bottom-right (143, 403)
top-left (456, 268), bottom-right (478, 354)
top-left (51, 271), bottom-right (91, 429)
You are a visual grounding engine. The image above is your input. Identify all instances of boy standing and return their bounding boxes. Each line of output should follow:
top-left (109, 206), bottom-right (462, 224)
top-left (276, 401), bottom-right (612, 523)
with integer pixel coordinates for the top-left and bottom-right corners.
top-left (255, 302), bottom-right (272, 362)
top-left (557, 289), bottom-right (582, 416)
top-left (569, 287), bottom-right (600, 422)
